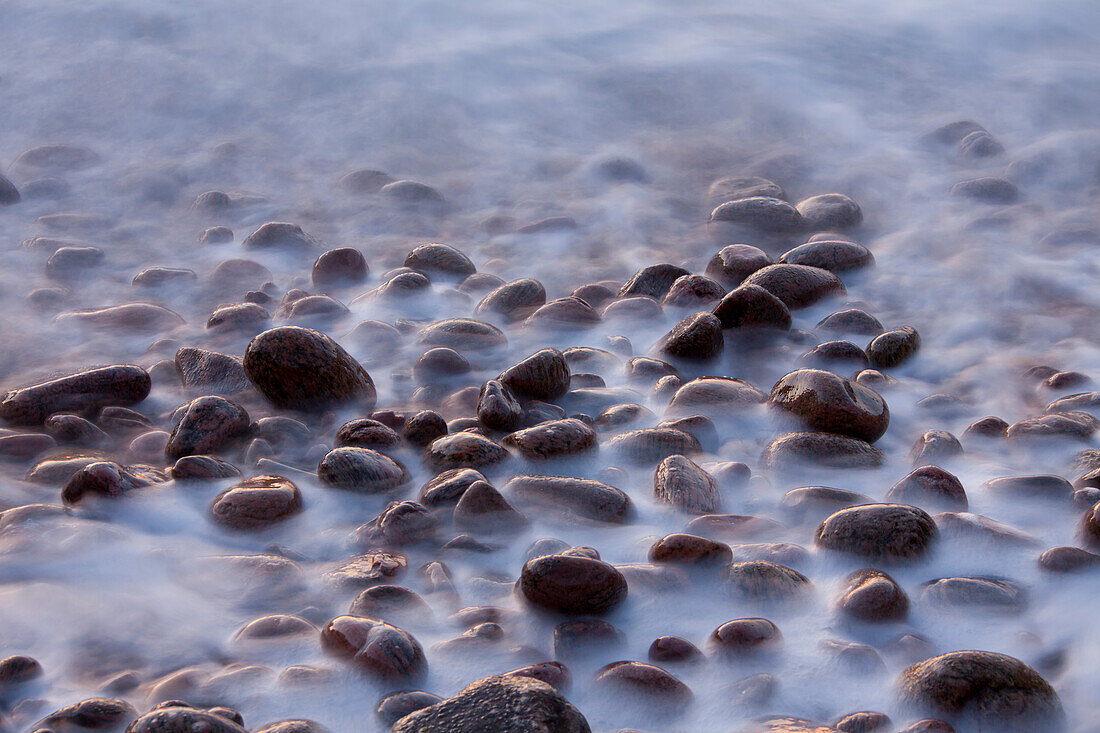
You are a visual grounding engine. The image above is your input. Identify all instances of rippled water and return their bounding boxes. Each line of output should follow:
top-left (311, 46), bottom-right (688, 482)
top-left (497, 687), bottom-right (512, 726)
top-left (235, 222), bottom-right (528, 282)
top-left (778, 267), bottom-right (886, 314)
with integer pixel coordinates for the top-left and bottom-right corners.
top-left (1, 0), bottom-right (1099, 731)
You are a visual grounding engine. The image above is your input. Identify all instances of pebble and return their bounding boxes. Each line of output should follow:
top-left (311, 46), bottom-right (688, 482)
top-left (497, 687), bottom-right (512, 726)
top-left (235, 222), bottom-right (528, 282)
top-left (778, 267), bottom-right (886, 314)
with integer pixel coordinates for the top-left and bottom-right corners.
top-left (1, 365), bottom-right (151, 426)
top-left (518, 553), bottom-right (628, 614)
top-left (618, 264), bottom-right (691, 300)
top-left (210, 475), bottom-right (303, 529)
top-left (606, 427), bottom-right (701, 465)
top-left (318, 447), bottom-right (409, 492)
top-left (453, 480), bottom-right (528, 533)
top-left (708, 617), bottom-right (782, 655)
top-left (391, 675), bottom-right (589, 733)
top-left (242, 222), bottom-right (319, 252)
top-left (816, 504), bottom-right (937, 561)
top-left (795, 193), bottom-right (863, 230)
top-left (816, 308), bottom-right (884, 336)
top-left (898, 651), bottom-right (1063, 729)
top-left (712, 284), bottom-right (792, 330)
top-left (424, 432), bottom-right (509, 472)
top-left (475, 278), bottom-right (547, 321)
top-left (886, 465), bottom-right (968, 512)
top-left (837, 568), bottom-right (909, 622)
top-left (867, 326), bottom-right (921, 369)
top-left (662, 274), bottom-right (725, 307)
top-left (404, 243), bottom-right (475, 277)
top-left (727, 561), bottom-right (811, 602)
top-left (762, 432), bottom-right (885, 471)
top-left (653, 454), bottom-right (720, 513)
top-left (769, 368), bottom-right (889, 443)
top-left (648, 532), bottom-right (732, 565)
top-left (709, 196), bottom-right (803, 233)
top-left (657, 312), bottom-right (724, 360)
top-left (504, 474), bottom-right (632, 523)
top-left (742, 264), bottom-right (846, 308)
top-left (705, 244), bottom-right (772, 286)
top-left (417, 318), bottom-right (506, 351)
top-left (165, 395), bottom-right (251, 460)
top-left (591, 661), bottom-right (693, 717)
top-left (61, 461), bottom-right (165, 504)
top-left (320, 616), bottom-right (426, 683)
top-left (502, 418), bottom-right (597, 459)
top-left (334, 419), bottom-right (401, 452)
top-left (243, 326), bottom-right (377, 411)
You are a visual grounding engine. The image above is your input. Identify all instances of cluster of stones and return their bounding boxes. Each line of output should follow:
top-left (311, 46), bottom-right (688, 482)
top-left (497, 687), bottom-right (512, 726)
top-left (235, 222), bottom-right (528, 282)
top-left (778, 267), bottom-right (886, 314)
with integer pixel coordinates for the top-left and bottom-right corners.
top-left (0, 124), bottom-right (1084, 732)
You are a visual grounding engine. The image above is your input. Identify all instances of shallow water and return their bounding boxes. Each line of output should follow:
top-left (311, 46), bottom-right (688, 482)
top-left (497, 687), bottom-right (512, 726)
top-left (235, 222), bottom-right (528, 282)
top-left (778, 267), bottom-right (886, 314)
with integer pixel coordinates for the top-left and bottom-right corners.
top-left (1, 0), bottom-right (1099, 731)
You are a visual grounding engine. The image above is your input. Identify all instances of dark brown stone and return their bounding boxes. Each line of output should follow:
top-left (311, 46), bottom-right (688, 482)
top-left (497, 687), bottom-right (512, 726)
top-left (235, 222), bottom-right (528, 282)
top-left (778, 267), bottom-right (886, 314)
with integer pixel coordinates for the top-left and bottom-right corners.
top-left (503, 418), bottom-right (596, 459)
top-left (742, 264), bottom-right (845, 308)
top-left (709, 196), bottom-right (802, 233)
top-left (761, 432), bottom-right (884, 470)
top-left (165, 395), bottom-right (251, 460)
top-left (816, 309), bottom-right (884, 336)
top-left (318, 447), bottom-right (409, 493)
top-left (243, 222), bottom-right (319, 252)
top-left (1, 365), bottom-right (150, 426)
top-left (653, 455), bottom-right (719, 514)
top-left (816, 504), bottom-right (937, 561)
top-left (418, 318), bottom-right (506, 351)
top-left (504, 474), bottom-right (631, 523)
top-left (618, 264), bottom-right (691, 300)
top-left (887, 466), bottom-right (968, 512)
top-left (712, 284), bottom-right (792, 330)
top-left (210, 475), bottom-right (302, 529)
top-left (705, 244), bottom-right (772, 286)
top-left (838, 568), bottom-right (908, 622)
top-left (475, 279), bottom-right (547, 321)
top-left (899, 651), bottom-right (1063, 729)
top-left (591, 661), bottom-right (692, 716)
top-left (519, 554), bottom-right (627, 614)
top-left (404, 243), bottom-right (475, 277)
top-left (335, 419), bottom-right (401, 452)
top-left (453, 480), bottom-right (528, 533)
top-left (175, 348), bottom-right (249, 394)
top-left (727, 561), bottom-right (811, 602)
top-left (170, 455), bottom-right (240, 480)
top-left (867, 327), bottom-right (921, 369)
top-left (243, 326), bottom-right (376, 411)
top-left (478, 380), bottom-right (524, 432)
top-left (769, 368), bottom-right (889, 443)
top-left (61, 461), bottom-right (165, 504)
top-left (312, 248), bottom-right (368, 289)
top-left (657, 312), bottom-right (724, 360)
top-left (320, 616), bottom-right (426, 683)
top-left (391, 675), bottom-right (590, 733)
top-left (425, 432), bottom-right (509, 472)
top-left (648, 533), bottom-right (731, 565)
top-left (708, 617), bottom-right (782, 655)
top-left (795, 193), bottom-right (863, 230)
top-left (357, 501), bottom-right (440, 546)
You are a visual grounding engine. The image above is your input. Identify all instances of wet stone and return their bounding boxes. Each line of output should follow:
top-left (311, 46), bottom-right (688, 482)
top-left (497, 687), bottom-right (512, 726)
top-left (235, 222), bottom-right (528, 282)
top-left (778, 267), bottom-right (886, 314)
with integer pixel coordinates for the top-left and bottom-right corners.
top-left (950, 176), bottom-right (1019, 204)
top-left (707, 176), bottom-right (785, 208)
top-left (320, 616), bottom-right (426, 684)
top-left (762, 432), bottom-right (884, 471)
top-left (910, 430), bottom-right (963, 464)
top-left (867, 327), bottom-right (921, 369)
top-left (649, 635), bottom-right (703, 664)
top-left (391, 674), bottom-right (590, 733)
top-left (769, 368), bottom-right (889, 443)
top-left (710, 196), bottom-right (803, 233)
top-left (705, 244), bottom-right (772, 287)
top-left (898, 651), bottom-right (1064, 730)
top-left (418, 467), bottom-right (487, 507)
top-left (165, 395), bottom-right (251, 461)
top-left (816, 504), bottom-right (937, 561)
top-left (475, 278), bottom-right (547, 321)
top-left (618, 264), bottom-right (691, 300)
top-left (712, 284), bottom-right (792, 331)
top-left (1038, 545), bottom-right (1100, 572)
top-left (404, 243), bottom-right (475, 277)
top-left (554, 618), bottom-right (625, 659)
top-left (210, 475), bottom-right (302, 530)
top-left (243, 326), bottom-right (377, 412)
top-left (657, 312), bottom-right (724, 360)
top-left (1006, 411), bottom-right (1098, 442)
top-left (503, 418), bottom-right (596, 459)
top-left (984, 474), bottom-right (1072, 499)
top-left (61, 461), bottom-right (166, 504)
top-left (418, 318), bottom-right (506, 351)
top-left (795, 193), bottom-right (863, 231)
top-left (174, 348), bottom-right (250, 394)
top-left (424, 432), bottom-right (509, 472)
top-left (504, 474), bottom-right (631, 523)
top-left (242, 222), bottom-right (319, 252)
top-left (781, 486), bottom-right (872, 522)
top-left (403, 410), bottom-right (448, 448)
top-left (648, 532), bottom-right (731, 566)
top-left (0, 365), bottom-right (151, 426)
top-left (453, 480), bottom-right (528, 533)
top-left (708, 617), bottom-right (782, 656)
top-left (311, 248), bottom-right (368, 289)
top-left (318, 447), bottom-right (409, 493)
top-left (357, 500), bottom-right (440, 546)
top-left (519, 554), bottom-right (628, 615)
top-left (886, 466), bottom-right (968, 512)
top-left (328, 553), bottom-right (408, 589)
top-left (607, 427), bottom-right (701, 465)
top-left (817, 308), bottom-right (884, 336)
top-left (376, 691), bottom-right (442, 727)
top-left (591, 661), bottom-right (692, 718)
top-left (525, 296), bottom-right (602, 330)
top-left (499, 348), bottom-right (571, 402)
top-left (653, 454), bottom-right (720, 514)
top-left (797, 340), bottom-right (870, 371)
top-left (742, 264), bottom-right (846, 309)
top-left (662, 274), bottom-right (725, 307)
top-left (477, 380), bottom-right (524, 432)
top-left (727, 561), bottom-right (811, 602)
top-left (838, 568), bottom-right (908, 622)
top-left (921, 576), bottom-right (1026, 613)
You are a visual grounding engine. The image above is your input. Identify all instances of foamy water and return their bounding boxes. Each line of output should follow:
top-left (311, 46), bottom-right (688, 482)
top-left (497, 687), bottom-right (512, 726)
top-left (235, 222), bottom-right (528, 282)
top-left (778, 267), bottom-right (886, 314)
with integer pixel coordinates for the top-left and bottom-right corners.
top-left (1, 0), bottom-right (1099, 730)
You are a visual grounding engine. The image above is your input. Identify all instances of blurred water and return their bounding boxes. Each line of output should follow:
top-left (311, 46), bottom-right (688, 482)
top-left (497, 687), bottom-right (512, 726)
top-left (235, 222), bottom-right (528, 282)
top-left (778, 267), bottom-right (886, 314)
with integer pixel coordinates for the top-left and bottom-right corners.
top-left (0, 0), bottom-right (1099, 731)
